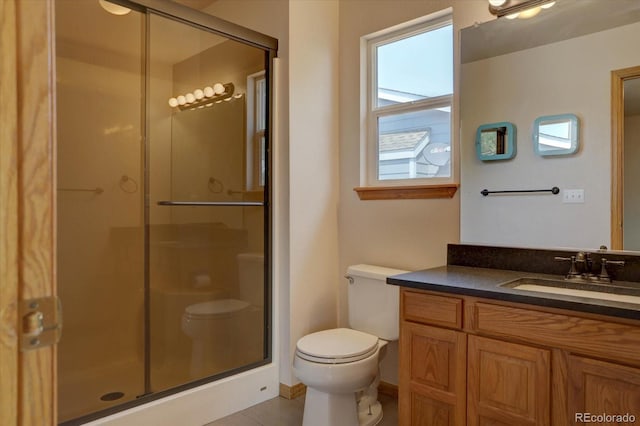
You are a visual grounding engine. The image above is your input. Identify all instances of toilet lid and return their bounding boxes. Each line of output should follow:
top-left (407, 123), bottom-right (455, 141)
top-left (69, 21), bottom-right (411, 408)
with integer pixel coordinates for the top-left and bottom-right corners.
top-left (296, 328), bottom-right (378, 364)
top-left (185, 299), bottom-right (249, 317)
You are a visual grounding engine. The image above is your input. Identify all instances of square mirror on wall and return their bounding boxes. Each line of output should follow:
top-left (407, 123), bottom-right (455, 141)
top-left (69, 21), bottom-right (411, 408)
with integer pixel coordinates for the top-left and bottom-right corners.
top-left (475, 121), bottom-right (516, 161)
top-left (533, 113), bottom-right (579, 156)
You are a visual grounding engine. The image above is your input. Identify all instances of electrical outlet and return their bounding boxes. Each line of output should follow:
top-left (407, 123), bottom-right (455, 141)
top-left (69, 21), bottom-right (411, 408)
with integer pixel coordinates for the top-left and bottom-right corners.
top-left (563, 189), bottom-right (584, 203)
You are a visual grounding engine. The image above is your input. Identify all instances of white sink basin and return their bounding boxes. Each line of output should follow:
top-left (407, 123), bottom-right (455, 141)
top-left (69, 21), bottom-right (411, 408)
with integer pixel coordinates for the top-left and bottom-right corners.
top-left (511, 283), bottom-right (640, 305)
top-left (502, 277), bottom-right (640, 306)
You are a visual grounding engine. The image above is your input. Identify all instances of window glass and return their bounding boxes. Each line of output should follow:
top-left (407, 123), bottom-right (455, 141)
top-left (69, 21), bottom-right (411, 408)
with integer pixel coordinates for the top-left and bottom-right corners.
top-left (377, 106), bottom-right (451, 180)
top-left (376, 24), bottom-right (453, 108)
top-left (367, 17), bottom-right (453, 185)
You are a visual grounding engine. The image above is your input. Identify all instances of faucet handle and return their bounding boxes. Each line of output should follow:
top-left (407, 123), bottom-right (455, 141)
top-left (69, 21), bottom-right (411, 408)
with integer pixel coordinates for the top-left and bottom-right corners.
top-left (555, 255), bottom-right (579, 277)
top-left (598, 258), bottom-right (625, 282)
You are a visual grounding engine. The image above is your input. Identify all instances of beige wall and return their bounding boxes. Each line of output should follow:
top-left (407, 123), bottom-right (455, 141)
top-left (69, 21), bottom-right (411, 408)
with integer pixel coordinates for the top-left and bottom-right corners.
top-left (286, 0), bottom-right (341, 385)
top-left (337, 0), bottom-right (488, 384)
top-left (202, 0), bottom-right (492, 388)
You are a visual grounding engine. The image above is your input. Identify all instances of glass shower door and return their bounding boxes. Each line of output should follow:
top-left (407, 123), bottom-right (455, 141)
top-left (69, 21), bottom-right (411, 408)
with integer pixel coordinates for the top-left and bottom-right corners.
top-left (56, 1), bottom-right (145, 422)
top-left (147, 12), bottom-right (268, 391)
top-left (56, 2), bottom-right (273, 422)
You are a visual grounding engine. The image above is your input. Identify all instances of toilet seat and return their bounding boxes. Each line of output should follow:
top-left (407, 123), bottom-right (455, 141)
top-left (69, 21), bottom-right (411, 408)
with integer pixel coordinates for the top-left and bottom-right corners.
top-left (184, 299), bottom-right (249, 319)
top-left (296, 328), bottom-right (379, 364)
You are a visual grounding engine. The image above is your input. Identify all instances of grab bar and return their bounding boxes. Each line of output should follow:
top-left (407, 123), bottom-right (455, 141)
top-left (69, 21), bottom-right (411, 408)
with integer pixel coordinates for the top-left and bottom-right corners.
top-left (58, 187), bottom-right (104, 194)
top-left (157, 200), bottom-right (264, 207)
top-left (480, 186), bottom-right (560, 196)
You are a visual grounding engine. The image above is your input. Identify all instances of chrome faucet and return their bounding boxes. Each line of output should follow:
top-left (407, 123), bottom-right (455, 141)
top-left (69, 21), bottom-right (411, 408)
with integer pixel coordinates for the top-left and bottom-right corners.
top-left (575, 251), bottom-right (594, 276)
top-left (597, 258), bottom-right (626, 283)
top-left (555, 251), bottom-right (625, 283)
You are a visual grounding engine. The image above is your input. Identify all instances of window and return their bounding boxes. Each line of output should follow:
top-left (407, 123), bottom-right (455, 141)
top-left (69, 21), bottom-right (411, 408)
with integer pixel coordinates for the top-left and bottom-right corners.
top-left (247, 71), bottom-right (266, 189)
top-left (361, 12), bottom-right (455, 198)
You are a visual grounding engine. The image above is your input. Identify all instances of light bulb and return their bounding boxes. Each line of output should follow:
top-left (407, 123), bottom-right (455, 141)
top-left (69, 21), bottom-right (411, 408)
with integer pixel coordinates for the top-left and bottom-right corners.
top-left (518, 6), bottom-right (541, 18)
top-left (98, 0), bottom-right (131, 15)
top-left (540, 1), bottom-right (555, 8)
top-left (488, 0), bottom-right (507, 6)
top-left (168, 98), bottom-right (178, 107)
top-left (204, 86), bottom-right (214, 97)
top-left (177, 95), bottom-right (186, 105)
top-left (506, 12), bottom-right (520, 19)
top-left (185, 93), bottom-right (196, 103)
top-left (213, 83), bottom-right (225, 95)
top-left (194, 89), bottom-right (204, 99)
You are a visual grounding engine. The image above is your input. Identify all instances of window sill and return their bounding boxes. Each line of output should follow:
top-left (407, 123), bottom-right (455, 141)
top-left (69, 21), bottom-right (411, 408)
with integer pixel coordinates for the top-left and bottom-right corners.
top-left (353, 184), bottom-right (459, 200)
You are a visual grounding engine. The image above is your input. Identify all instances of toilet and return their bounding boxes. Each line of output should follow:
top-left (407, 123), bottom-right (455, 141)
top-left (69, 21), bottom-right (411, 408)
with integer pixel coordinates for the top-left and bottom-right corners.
top-left (181, 252), bottom-right (264, 377)
top-left (293, 264), bottom-right (408, 426)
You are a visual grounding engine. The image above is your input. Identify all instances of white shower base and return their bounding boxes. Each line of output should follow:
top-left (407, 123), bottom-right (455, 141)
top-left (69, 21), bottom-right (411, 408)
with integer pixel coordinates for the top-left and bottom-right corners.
top-left (59, 358), bottom-right (145, 423)
top-left (83, 363), bottom-right (278, 426)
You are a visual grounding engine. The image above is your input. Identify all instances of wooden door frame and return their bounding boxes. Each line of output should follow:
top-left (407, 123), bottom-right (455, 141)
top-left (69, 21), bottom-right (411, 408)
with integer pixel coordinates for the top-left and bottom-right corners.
top-left (1, 0), bottom-right (57, 425)
top-left (611, 65), bottom-right (640, 250)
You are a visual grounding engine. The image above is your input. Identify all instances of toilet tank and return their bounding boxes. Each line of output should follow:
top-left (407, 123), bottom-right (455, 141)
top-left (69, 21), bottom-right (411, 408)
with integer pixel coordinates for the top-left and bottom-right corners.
top-left (237, 253), bottom-right (264, 307)
top-left (346, 264), bottom-right (408, 341)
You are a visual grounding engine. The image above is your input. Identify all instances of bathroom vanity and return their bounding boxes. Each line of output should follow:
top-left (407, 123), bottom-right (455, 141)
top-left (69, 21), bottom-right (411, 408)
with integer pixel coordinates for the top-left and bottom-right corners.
top-left (388, 244), bottom-right (640, 426)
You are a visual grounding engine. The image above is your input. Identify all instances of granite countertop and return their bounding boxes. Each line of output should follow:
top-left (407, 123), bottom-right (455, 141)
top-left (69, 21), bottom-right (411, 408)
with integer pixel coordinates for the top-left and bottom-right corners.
top-left (387, 265), bottom-right (640, 321)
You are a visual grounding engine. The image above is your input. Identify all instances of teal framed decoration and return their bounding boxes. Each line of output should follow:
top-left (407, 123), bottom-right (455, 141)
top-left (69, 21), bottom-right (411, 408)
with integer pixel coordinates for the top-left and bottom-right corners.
top-left (533, 113), bottom-right (579, 156)
top-left (475, 122), bottom-right (516, 161)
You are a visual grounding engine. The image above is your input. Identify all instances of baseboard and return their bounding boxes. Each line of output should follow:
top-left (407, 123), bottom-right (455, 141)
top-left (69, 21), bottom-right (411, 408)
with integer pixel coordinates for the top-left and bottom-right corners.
top-left (279, 382), bottom-right (306, 400)
top-left (279, 381), bottom-right (398, 400)
top-left (378, 381), bottom-right (398, 399)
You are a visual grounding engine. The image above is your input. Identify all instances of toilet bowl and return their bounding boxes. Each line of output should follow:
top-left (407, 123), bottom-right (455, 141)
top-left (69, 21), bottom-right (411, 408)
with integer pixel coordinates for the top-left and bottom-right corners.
top-left (293, 264), bottom-right (408, 426)
top-left (181, 252), bottom-right (265, 377)
top-left (293, 328), bottom-right (388, 426)
top-left (181, 298), bottom-right (250, 376)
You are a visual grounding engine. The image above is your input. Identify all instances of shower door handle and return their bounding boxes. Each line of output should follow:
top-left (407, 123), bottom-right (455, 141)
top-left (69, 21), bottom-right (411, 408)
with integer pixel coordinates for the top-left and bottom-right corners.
top-left (157, 200), bottom-right (264, 207)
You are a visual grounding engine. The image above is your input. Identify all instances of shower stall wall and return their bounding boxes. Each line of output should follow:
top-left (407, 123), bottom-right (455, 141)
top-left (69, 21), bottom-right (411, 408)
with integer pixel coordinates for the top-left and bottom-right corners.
top-left (55, 1), bottom-right (276, 423)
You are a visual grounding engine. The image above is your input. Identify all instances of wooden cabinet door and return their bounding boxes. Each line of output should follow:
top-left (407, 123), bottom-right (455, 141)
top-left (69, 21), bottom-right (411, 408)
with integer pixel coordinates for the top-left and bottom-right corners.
top-left (568, 355), bottom-right (640, 423)
top-left (399, 322), bottom-right (466, 426)
top-left (1, 1), bottom-right (57, 425)
top-left (467, 335), bottom-right (550, 426)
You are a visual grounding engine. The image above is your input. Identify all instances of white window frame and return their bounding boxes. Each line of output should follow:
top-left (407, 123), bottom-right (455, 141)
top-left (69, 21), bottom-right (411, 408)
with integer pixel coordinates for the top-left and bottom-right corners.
top-left (247, 70), bottom-right (266, 190)
top-left (363, 11), bottom-right (454, 188)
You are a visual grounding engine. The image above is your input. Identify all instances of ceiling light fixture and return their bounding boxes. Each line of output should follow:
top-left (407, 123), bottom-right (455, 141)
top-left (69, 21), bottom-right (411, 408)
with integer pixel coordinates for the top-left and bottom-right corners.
top-left (98, 0), bottom-right (131, 16)
top-left (488, 0), bottom-right (555, 19)
top-left (168, 82), bottom-right (237, 112)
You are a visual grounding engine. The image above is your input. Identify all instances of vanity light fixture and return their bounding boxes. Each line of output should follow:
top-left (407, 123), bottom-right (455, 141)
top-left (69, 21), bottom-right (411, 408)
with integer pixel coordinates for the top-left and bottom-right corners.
top-left (488, 0), bottom-right (556, 19)
top-left (98, 0), bottom-right (131, 15)
top-left (168, 82), bottom-right (239, 111)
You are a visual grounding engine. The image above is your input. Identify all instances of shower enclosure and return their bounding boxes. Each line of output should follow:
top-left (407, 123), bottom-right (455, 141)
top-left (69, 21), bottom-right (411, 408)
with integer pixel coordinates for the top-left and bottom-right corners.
top-left (54, 1), bottom-right (275, 423)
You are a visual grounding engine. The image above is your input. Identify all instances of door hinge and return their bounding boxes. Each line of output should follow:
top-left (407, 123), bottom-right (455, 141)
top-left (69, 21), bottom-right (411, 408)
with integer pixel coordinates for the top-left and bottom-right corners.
top-left (19, 296), bottom-right (62, 351)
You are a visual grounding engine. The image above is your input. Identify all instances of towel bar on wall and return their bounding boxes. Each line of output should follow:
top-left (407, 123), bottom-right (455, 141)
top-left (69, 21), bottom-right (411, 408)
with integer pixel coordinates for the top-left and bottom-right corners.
top-left (480, 187), bottom-right (560, 196)
top-left (58, 187), bottom-right (104, 194)
top-left (157, 200), bottom-right (264, 207)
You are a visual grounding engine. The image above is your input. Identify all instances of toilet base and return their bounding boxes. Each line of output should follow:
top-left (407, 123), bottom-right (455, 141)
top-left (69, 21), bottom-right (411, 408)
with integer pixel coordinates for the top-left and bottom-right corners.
top-left (302, 387), bottom-right (359, 426)
top-left (358, 400), bottom-right (382, 426)
top-left (301, 387), bottom-right (384, 426)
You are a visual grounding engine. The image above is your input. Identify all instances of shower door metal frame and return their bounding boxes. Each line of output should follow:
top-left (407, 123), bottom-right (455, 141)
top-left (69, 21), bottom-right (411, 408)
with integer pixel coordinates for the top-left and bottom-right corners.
top-left (57, 1), bottom-right (278, 424)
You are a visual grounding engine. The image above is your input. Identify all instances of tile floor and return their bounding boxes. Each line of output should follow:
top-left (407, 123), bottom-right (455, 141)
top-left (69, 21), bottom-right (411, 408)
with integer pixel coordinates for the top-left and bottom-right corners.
top-left (206, 392), bottom-right (398, 426)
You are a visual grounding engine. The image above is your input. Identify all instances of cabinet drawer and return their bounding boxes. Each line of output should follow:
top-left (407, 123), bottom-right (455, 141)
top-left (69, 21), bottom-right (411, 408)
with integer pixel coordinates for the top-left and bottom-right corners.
top-left (472, 302), bottom-right (640, 366)
top-left (402, 289), bottom-right (463, 329)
